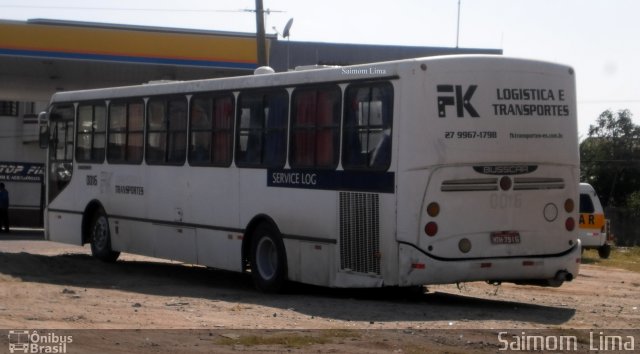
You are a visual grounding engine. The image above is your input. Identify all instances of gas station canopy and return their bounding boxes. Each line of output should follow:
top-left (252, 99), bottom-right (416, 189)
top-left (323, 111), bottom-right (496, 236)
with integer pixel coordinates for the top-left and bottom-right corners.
top-left (0, 19), bottom-right (261, 101)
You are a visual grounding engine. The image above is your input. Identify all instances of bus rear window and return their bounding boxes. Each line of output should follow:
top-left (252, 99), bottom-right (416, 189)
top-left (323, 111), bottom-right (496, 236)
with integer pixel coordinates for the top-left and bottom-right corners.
top-left (342, 82), bottom-right (393, 170)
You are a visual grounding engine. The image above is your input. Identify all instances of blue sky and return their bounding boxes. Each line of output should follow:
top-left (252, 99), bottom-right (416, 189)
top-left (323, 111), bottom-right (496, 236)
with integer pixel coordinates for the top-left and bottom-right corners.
top-left (2, 0), bottom-right (639, 139)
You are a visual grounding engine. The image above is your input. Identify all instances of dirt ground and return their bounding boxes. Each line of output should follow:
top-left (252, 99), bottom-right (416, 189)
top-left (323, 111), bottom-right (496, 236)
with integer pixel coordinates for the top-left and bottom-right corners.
top-left (1, 230), bottom-right (639, 353)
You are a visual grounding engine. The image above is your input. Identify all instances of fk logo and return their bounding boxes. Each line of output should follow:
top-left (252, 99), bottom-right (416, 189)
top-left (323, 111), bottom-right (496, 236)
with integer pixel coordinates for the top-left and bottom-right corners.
top-left (437, 85), bottom-right (480, 118)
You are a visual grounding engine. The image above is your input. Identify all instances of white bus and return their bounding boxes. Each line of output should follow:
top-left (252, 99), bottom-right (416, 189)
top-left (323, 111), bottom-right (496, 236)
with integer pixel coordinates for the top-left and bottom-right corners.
top-left (39, 55), bottom-right (581, 292)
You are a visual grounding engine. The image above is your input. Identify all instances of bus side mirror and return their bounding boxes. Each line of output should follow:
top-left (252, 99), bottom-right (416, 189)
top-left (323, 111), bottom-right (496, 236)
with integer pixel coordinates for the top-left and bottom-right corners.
top-left (38, 111), bottom-right (49, 149)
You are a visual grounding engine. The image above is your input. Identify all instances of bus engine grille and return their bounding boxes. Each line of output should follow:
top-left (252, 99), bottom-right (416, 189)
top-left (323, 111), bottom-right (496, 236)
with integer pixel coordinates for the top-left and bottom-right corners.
top-left (441, 177), bottom-right (565, 192)
top-left (339, 192), bottom-right (381, 275)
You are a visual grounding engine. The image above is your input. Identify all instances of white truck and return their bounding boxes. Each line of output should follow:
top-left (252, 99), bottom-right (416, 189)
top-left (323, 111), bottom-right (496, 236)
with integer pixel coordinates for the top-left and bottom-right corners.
top-left (579, 183), bottom-right (611, 258)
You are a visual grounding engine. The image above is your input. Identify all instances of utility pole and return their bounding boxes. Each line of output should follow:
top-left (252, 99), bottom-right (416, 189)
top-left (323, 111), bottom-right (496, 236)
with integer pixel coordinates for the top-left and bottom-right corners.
top-left (456, 0), bottom-right (461, 48)
top-left (255, 0), bottom-right (268, 66)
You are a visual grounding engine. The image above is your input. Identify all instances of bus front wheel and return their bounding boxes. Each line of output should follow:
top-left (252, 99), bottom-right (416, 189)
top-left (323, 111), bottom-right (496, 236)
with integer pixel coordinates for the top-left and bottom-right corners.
top-left (90, 210), bottom-right (120, 263)
top-left (250, 223), bottom-right (287, 293)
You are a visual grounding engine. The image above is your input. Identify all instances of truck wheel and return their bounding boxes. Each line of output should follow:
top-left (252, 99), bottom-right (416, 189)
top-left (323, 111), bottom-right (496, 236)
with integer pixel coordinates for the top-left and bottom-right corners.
top-left (250, 223), bottom-right (287, 292)
top-left (598, 244), bottom-right (611, 259)
top-left (90, 209), bottom-right (120, 263)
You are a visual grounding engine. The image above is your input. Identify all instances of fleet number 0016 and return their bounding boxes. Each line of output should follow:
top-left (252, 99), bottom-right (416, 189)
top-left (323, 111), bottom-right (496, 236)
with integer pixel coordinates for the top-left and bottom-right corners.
top-left (490, 193), bottom-right (522, 209)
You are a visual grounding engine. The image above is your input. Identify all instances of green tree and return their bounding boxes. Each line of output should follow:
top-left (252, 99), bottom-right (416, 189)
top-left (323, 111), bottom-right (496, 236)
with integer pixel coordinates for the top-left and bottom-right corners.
top-left (580, 109), bottom-right (640, 207)
top-left (628, 191), bottom-right (640, 216)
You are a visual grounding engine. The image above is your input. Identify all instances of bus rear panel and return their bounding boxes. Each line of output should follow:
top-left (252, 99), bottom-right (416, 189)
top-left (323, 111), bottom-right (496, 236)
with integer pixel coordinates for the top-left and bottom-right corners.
top-left (396, 57), bottom-right (580, 287)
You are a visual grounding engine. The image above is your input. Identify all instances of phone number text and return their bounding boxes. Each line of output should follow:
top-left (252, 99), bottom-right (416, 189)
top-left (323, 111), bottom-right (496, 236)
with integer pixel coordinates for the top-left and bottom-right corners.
top-left (444, 131), bottom-right (497, 139)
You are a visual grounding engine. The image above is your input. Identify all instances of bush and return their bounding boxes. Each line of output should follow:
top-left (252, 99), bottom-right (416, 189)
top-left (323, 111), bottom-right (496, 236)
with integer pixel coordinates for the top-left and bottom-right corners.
top-left (628, 191), bottom-right (640, 216)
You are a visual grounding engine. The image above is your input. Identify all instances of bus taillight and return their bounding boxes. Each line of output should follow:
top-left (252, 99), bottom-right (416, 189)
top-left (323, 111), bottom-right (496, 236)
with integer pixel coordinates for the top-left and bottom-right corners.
top-left (426, 202), bottom-right (440, 217)
top-left (564, 198), bottom-right (575, 213)
top-left (425, 201), bottom-right (439, 236)
top-left (425, 222), bottom-right (438, 236)
top-left (565, 217), bottom-right (575, 231)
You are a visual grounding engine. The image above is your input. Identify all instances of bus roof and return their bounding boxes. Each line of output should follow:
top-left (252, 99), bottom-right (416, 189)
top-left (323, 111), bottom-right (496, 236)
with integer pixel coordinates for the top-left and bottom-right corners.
top-left (49, 55), bottom-right (571, 104)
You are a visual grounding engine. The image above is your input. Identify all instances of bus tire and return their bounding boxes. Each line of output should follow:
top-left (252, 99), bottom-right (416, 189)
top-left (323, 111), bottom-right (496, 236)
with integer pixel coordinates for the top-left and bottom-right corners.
top-left (250, 223), bottom-right (287, 293)
top-left (598, 244), bottom-right (611, 259)
top-left (90, 209), bottom-right (120, 263)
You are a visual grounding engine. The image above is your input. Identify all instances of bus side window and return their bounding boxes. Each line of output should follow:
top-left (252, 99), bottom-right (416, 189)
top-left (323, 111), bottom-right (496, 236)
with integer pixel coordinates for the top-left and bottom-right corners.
top-left (168, 99), bottom-right (188, 163)
top-left (146, 97), bottom-right (187, 165)
top-left (189, 94), bottom-right (234, 166)
top-left (108, 100), bottom-right (144, 164)
top-left (211, 96), bottom-right (234, 165)
top-left (343, 82), bottom-right (393, 170)
top-left (290, 85), bottom-right (341, 169)
top-left (76, 103), bottom-right (106, 163)
top-left (236, 89), bottom-right (288, 168)
top-left (108, 103), bottom-right (127, 162)
top-left (128, 102), bottom-right (144, 163)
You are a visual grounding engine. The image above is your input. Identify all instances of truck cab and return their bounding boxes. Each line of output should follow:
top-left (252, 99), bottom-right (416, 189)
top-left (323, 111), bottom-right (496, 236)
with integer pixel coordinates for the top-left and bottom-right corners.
top-left (579, 183), bottom-right (611, 258)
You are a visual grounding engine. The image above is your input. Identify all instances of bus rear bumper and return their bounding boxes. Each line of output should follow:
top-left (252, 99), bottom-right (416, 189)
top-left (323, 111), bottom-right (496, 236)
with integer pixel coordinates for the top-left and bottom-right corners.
top-left (398, 240), bottom-right (581, 287)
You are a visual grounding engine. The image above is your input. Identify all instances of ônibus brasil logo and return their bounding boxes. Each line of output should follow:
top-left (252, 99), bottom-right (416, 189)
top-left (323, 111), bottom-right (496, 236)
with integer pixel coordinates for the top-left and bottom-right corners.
top-left (7, 330), bottom-right (73, 353)
top-left (437, 84), bottom-right (479, 118)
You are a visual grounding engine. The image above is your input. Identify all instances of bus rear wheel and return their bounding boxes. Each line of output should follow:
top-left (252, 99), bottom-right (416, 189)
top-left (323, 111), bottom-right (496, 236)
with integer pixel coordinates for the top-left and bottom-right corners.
top-left (250, 223), bottom-right (287, 293)
top-left (90, 210), bottom-right (120, 263)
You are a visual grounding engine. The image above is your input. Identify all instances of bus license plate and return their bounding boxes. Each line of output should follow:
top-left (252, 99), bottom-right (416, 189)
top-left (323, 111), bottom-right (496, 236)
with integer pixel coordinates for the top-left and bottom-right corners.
top-left (490, 231), bottom-right (521, 244)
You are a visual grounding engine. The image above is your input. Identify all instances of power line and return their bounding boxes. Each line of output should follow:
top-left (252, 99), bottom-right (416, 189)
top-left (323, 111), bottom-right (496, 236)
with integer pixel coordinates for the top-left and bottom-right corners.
top-left (579, 99), bottom-right (640, 104)
top-left (0, 5), bottom-right (248, 13)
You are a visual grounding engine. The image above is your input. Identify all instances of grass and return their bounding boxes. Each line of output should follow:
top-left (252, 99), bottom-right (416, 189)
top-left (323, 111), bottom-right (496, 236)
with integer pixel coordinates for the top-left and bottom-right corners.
top-left (581, 246), bottom-right (640, 273)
